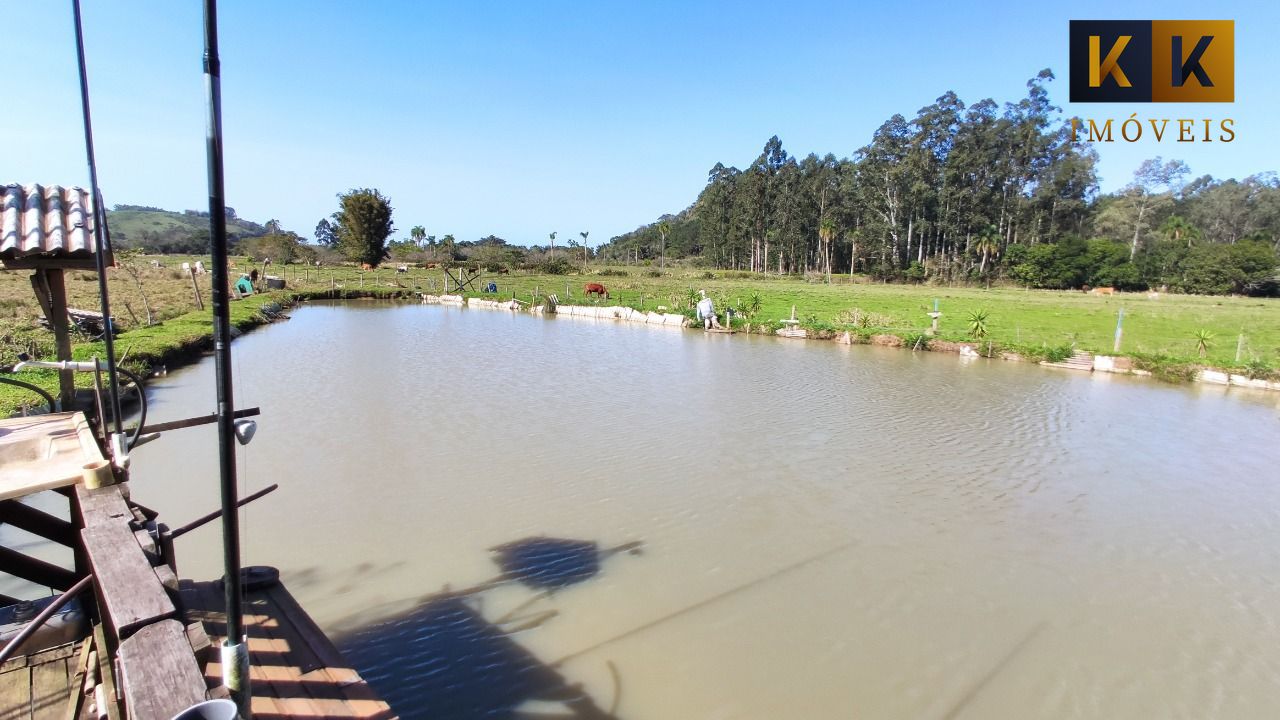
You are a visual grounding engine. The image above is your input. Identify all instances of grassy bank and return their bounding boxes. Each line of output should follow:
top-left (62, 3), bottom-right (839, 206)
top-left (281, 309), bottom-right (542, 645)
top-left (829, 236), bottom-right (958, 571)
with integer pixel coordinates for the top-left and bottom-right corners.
top-left (3, 257), bottom-right (1277, 414)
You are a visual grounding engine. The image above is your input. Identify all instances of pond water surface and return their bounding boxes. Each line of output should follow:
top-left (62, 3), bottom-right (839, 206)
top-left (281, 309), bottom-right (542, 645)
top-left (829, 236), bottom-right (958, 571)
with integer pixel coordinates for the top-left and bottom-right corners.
top-left (125, 301), bottom-right (1280, 719)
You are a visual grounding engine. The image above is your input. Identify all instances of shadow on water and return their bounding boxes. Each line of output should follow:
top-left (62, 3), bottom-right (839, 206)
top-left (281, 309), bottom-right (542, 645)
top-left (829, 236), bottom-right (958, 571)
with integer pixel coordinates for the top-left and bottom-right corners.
top-left (334, 537), bottom-right (643, 720)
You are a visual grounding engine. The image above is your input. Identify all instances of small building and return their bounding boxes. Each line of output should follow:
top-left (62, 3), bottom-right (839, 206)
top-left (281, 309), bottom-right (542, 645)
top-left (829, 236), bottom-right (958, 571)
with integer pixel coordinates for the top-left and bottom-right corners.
top-left (1, 183), bottom-right (112, 406)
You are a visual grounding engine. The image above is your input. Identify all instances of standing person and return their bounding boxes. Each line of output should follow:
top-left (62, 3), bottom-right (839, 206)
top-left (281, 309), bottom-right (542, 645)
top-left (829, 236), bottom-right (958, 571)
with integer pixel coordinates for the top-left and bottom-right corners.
top-left (696, 289), bottom-right (722, 330)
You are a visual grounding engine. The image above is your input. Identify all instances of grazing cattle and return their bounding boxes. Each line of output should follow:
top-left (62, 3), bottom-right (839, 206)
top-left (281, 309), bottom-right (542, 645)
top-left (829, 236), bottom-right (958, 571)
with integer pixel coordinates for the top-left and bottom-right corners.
top-left (397, 265), bottom-right (408, 273)
top-left (1081, 284), bottom-right (1091, 294)
top-left (181, 262), bottom-right (191, 274)
top-left (496, 267), bottom-right (510, 274)
top-left (583, 282), bottom-right (609, 299)
top-left (194, 260), bottom-right (205, 275)
top-left (1089, 286), bottom-right (1116, 296)
top-left (150, 260), bottom-right (162, 268)
top-left (360, 263), bottom-right (373, 271)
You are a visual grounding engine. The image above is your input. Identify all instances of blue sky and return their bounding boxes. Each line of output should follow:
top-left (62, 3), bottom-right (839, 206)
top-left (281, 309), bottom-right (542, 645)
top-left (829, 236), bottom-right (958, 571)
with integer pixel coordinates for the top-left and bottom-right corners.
top-left (5, 1), bottom-right (1277, 246)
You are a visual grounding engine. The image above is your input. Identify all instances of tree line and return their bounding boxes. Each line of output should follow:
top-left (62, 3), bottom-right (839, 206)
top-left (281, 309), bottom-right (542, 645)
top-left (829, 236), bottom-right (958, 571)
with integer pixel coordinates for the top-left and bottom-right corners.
top-left (596, 69), bottom-right (1280, 296)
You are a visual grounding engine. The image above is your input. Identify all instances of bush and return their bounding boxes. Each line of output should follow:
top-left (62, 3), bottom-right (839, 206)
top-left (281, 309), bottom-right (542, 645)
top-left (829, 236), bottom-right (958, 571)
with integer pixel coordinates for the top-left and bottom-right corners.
top-left (837, 307), bottom-right (898, 329)
top-left (1241, 359), bottom-right (1277, 381)
top-left (904, 261), bottom-right (926, 283)
top-left (597, 268), bottom-right (629, 277)
top-left (1133, 353), bottom-right (1198, 383)
top-left (902, 332), bottom-right (930, 351)
top-left (539, 257), bottom-right (578, 275)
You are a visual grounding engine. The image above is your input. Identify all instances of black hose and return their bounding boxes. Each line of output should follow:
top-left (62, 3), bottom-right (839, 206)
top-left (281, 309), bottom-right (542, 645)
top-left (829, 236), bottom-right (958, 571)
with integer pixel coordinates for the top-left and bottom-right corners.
top-left (0, 377), bottom-right (58, 412)
top-left (116, 366), bottom-right (148, 449)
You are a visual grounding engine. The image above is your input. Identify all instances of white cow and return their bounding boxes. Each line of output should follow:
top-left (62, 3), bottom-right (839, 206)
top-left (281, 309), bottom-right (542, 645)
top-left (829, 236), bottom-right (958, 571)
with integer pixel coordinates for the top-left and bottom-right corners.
top-left (194, 261), bottom-right (206, 275)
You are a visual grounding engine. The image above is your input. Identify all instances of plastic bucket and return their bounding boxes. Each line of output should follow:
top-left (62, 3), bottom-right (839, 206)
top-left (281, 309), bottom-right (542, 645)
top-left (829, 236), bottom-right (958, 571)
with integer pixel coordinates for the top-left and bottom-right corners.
top-left (170, 699), bottom-right (238, 720)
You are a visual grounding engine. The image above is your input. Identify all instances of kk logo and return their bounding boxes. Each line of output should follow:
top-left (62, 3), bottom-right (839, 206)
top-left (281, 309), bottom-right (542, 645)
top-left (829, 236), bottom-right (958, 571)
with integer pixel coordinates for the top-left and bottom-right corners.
top-left (1070, 20), bottom-right (1234, 102)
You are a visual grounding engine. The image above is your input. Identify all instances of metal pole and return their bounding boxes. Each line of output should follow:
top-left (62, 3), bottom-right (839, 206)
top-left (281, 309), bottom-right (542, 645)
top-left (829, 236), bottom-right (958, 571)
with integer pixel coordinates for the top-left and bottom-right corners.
top-left (201, 1), bottom-right (250, 715)
top-left (71, 0), bottom-right (124, 440)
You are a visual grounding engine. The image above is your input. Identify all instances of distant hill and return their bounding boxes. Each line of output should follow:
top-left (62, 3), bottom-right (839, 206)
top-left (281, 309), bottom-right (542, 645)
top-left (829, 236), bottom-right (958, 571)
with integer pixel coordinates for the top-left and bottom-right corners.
top-left (107, 205), bottom-right (268, 253)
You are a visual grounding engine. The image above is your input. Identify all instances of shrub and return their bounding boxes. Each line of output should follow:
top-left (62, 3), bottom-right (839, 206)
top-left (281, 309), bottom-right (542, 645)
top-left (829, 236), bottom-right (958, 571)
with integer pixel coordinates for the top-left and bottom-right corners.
top-left (967, 309), bottom-right (990, 339)
top-left (598, 268), bottom-right (629, 277)
top-left (1133, 353), bottom-right (1198, 383)
top-left (539, 257), bottom-right (578, 275)
top-left (837, 307), bottom-right (897, 329)
top-left (1242, 359), bottom-right (1277, 381)
top-left (902, 332), bottom-right (930, 351)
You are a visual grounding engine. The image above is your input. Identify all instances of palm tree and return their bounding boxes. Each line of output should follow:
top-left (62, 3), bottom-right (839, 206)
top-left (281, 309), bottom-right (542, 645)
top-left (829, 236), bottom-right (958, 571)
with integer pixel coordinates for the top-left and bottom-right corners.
top-left (549, 231), bottom-right (557, 258)
top-left (579, 231), bottom-right (590, 264)
top-left (967, 309), bottom-right (990, 339)
top-left (1194, 329), bottom-right (1214, 358)
top-left (1161, 215), bottom-right (1200, 248)
top-left (656, 221), bottom-right (670, 271)
top-left (972, 227), bottom-right (999, 275)
top-left (410, 225), bottom-right (426, 247)
top-left (818, 218), bottom-right (837, 283)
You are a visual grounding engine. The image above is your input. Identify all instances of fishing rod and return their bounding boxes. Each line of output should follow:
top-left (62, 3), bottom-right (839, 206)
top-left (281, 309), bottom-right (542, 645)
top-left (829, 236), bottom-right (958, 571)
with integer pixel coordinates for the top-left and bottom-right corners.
top-left (71, 0), bottom-right (126, 453)
top-left (201, 0), bottom-right (251, 714)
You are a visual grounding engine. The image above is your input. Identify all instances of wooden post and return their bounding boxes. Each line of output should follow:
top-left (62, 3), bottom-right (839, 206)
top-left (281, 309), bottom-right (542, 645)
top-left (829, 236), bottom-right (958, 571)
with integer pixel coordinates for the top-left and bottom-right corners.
top-left (44, 269), bottom-right (76, 409)
top-left (189, 270), bottom-right (204, 311)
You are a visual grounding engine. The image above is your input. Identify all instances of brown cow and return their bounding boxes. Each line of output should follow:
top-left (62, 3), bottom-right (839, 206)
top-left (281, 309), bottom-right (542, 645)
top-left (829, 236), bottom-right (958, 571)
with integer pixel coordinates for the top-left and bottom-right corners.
top-left (584, 282), bottom-right (609, 299)
top-left (1089, 286), bottom-right (1115, 296)
top-left (360, 263), bottom-right (373, 271)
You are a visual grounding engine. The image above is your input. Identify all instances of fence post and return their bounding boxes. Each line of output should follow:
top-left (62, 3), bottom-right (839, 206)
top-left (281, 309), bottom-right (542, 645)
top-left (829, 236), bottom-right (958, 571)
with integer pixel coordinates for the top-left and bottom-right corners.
top-left (1113, 307), bottom-right (1124, 353)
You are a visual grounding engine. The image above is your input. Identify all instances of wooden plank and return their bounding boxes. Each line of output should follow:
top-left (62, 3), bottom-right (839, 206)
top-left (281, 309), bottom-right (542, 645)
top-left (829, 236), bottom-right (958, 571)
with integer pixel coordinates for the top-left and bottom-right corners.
top-left (0, 666), bottom-right (30, 720)
top-left (0, 501), bottom-right (76, 546)
top-left (131, 529), bottom-right (155, 558)
top-left (29, 657), bottom-right (66, 720)
top-left (115, 621), bottom-right (204, 720)
top-left (90, 625), bottom-right (118, 720)
top-left (72, 487), bottom-right (130, 531)
top-left (63, 641), bottom-right (92, 720)
top-left (0, 547), bottom-right (76, 591)
top-left (80, 524), bottom-right (175, 640)
top-left (260, 582), bottom-right (346, 669)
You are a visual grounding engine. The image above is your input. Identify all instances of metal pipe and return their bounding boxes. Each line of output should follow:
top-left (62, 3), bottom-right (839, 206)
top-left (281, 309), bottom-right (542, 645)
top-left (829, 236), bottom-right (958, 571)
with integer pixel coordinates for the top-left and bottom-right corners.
top-left (71, 0), bottom-right (124, 439)
top-left (201, 1), bottom-right (249, 714)
top-left (0, 575), bottom-right (92, 665)
top-left (169, 484), bottom-right (279, 540)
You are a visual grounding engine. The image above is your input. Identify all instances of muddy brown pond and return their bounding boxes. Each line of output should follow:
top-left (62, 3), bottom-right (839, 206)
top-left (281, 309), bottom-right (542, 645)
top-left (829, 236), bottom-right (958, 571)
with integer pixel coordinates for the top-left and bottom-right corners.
top-left (116, 301), bottom-right (1280, 719)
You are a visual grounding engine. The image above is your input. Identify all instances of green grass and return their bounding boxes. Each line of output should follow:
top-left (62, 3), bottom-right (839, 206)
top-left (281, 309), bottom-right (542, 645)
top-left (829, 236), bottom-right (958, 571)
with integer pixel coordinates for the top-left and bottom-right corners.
top-left (3, 258), bottom-right (1278, 414)
top-left (108, 208), bottom-right (264, 243)
top-left (469, 268), bottom-right (1279, 367)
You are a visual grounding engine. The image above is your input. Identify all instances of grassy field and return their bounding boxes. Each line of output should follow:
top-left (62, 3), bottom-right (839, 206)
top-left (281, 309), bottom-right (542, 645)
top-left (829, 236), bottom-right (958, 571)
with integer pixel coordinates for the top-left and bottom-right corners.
top-left (2, 256), bottom-right (1277, 414)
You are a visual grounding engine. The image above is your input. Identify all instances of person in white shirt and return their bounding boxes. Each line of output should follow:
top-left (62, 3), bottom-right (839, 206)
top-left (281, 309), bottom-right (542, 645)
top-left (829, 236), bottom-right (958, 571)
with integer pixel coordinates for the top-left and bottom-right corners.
top-left (696, 289), bottom-right (722, 330)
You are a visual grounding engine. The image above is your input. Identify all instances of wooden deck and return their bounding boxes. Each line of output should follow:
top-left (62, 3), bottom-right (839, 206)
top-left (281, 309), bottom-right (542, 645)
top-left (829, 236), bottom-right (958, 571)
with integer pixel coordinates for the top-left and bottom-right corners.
top-left (0, 642), bottom-right (79, 720)
top-left (180, 578), bottom-right (396, 719)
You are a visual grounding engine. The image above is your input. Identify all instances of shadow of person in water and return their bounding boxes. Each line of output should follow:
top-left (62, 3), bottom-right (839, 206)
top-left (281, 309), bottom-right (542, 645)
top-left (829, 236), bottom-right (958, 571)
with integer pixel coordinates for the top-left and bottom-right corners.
top-left (335, 537), bottom-right (642, 720)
